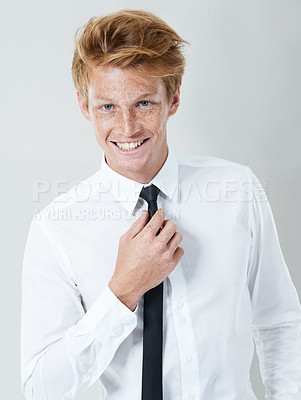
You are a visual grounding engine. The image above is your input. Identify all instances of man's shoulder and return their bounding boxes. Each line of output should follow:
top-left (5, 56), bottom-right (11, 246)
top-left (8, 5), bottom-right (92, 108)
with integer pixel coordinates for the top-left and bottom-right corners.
top-left (176, 154), bottom-right (252, 178)
top-left (36, 169), bottom-right (102, 220)
top-left (174, 154), bottom-right (258, 203)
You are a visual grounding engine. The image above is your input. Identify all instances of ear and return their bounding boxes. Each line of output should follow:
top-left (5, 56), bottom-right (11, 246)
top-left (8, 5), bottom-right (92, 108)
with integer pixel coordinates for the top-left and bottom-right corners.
top-left (168, 85), bottom-right (181, 117)
top-left (77, 92), bottom-right (92, 122)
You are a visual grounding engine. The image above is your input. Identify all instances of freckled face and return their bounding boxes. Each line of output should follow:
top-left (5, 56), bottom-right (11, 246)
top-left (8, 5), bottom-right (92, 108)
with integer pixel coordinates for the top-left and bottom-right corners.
top-left (77, 66), bottom-right (180, 183)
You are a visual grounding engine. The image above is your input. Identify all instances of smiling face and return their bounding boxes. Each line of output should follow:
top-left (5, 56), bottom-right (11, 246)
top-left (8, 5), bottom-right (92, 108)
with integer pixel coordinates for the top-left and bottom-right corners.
top-left (77, 65), bottom-right (180, 183)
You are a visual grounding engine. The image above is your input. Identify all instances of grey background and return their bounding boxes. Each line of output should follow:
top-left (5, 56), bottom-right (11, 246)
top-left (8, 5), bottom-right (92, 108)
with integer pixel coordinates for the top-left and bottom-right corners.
top-left (1, 0), bottom-right (300, 399)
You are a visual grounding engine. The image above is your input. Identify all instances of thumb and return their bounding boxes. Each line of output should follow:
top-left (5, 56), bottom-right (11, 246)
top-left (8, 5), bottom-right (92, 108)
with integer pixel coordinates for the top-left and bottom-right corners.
top-left (128, 210), bottom-right (149, 239)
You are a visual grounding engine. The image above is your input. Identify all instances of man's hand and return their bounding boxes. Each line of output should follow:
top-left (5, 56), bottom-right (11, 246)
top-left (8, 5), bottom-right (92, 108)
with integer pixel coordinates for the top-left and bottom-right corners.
top-left (108, 209), bottom-right (184, 311)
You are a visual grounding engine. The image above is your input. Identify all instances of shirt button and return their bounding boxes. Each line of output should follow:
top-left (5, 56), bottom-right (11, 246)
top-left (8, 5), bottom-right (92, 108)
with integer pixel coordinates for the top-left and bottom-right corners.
top-left (177, 300), bottom-right (184, 309)
top-left (179, 316), bottom-right (187, 325)
top-left (186, 355), bottom-right (194, 364)
top-left (113, 326), bottom-right (123, 337)
top-left (122, 319), bottom-right (132, 327)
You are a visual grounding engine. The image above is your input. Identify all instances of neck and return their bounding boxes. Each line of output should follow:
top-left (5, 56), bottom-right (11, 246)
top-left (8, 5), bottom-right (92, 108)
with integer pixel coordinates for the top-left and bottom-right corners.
top-left (105, 148), bottom-right (168, 184)
top-left (123, 160), bottom-right (166, 184)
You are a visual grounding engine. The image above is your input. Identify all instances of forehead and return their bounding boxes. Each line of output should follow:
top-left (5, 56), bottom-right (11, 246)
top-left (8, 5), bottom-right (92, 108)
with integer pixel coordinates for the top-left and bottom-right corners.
top-left (87, 65), bottom-right (165, 99)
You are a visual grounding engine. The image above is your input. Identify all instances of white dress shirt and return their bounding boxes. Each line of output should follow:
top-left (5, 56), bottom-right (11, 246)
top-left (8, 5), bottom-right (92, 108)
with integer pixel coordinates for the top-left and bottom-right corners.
top-left (21, 149), bottom-right (301, 400)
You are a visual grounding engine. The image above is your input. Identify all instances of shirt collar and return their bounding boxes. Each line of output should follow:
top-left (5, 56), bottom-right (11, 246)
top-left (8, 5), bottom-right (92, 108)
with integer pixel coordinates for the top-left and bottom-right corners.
top-left (97, 148), bottom-right (179, 215)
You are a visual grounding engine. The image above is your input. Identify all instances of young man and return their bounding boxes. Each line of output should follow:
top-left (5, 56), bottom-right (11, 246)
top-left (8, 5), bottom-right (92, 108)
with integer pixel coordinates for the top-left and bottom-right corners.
top-left (21, 9), bottom-right (301, 400)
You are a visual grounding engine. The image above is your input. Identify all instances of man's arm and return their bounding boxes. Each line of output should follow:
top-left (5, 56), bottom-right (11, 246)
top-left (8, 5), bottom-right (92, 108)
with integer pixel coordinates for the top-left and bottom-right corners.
top-left (21, 209), bottom-right (183, 399)
top-left (247, 168), bottom-right (301, 399)
top-left (21, 218), bottom-right (137, 400)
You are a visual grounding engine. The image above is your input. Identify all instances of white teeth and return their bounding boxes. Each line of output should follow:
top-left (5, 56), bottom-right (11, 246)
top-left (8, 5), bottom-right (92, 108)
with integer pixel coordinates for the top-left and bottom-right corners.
top-left (116, 139), bottom-right (145, 150)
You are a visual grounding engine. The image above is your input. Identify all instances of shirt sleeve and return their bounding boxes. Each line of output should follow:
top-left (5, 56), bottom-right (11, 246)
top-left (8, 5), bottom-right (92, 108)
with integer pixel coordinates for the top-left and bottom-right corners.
top-left (21, 218), bottom-right (137, 400)
top-left (246, 168), bottom-right (301, 399)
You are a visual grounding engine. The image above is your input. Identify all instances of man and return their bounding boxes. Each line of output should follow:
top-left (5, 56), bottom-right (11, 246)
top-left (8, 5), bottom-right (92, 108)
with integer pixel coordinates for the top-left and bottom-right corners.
top-left (21, 9), bottom-right (301, 400)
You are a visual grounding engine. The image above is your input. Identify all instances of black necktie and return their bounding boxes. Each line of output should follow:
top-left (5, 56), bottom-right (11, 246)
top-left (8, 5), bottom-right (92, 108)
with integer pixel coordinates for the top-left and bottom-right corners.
top-left (140, 184), bottom-right (163, 400)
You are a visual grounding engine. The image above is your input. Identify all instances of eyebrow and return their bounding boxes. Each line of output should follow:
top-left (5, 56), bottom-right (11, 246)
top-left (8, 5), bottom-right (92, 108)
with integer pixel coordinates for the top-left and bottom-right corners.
top-left (95, 91), bottom-right (159, 102)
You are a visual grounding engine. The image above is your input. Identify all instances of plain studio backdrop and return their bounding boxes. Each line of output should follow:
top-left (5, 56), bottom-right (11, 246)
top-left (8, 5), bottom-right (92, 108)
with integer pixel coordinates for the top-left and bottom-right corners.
top-left (1, 0), bottom-right (300, 399)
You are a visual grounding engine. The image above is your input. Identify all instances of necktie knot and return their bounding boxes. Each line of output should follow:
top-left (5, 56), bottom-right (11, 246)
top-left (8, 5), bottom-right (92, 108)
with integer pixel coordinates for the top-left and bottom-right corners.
top-left (140, 184), bottom-right (160, 221)
top-left (140, 184), bottom-right (160, 204)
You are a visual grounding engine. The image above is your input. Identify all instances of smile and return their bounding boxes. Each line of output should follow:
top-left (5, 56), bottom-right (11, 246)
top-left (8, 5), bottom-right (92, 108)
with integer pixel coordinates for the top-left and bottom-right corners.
top-left (112, 138), bottom-right (149, 151)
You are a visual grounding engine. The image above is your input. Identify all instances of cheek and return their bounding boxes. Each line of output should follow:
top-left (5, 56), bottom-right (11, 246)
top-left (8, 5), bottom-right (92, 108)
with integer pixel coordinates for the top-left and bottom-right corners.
top-left (141, 110), bottom-right (167, 130)
top-left (92, 112), bottom-right (110, 125)
top-left (91, 114), bottom-right (112, 138)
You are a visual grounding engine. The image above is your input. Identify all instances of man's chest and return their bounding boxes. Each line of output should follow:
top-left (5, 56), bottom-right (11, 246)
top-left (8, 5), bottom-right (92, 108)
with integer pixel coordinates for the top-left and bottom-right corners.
top-left (52, 197), bottom-right (251, 312)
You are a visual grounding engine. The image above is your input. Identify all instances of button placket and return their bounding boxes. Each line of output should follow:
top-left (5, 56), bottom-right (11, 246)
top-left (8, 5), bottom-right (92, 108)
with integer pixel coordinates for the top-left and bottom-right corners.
top-left (169, 262), bottom-right (200, 400)
top-left (186, 393), bottom-right (196, 400)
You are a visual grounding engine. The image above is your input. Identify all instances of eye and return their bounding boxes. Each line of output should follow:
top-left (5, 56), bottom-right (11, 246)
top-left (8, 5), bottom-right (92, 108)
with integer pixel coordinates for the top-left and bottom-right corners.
top-left (139, 100), bottom-right (150, 107)
top-left (102, 104), bottom-right (113, 111)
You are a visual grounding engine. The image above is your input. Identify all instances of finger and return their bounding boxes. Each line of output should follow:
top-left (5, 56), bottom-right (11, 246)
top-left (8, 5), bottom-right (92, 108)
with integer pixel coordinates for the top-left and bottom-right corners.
top-left (155, 217), bottom-right (167, 236)
top-left (167, 231), bottom-right (183, 253)
top-left (158, 220), bottom-right (177, 244)
top-left (162, 220), bottom-right (168, 227)
top-left (161, 219), bottom-right (168, 231)
top-left (172, 246), bottom-right (184, 267)
top-left (146, 209), bottom-right (165, 235)
top-left (127, 210), bottom-right (149, 239)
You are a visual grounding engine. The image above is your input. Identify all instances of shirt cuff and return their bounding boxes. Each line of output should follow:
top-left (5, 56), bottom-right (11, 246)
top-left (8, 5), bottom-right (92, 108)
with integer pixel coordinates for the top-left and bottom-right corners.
top-left (78, 285), bottom-right (138, 341)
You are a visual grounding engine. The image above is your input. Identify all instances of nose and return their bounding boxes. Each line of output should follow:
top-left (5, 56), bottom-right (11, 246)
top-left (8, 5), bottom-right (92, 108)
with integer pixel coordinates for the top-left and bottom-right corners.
top-left (116, 108), bottom-right (138, 137)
